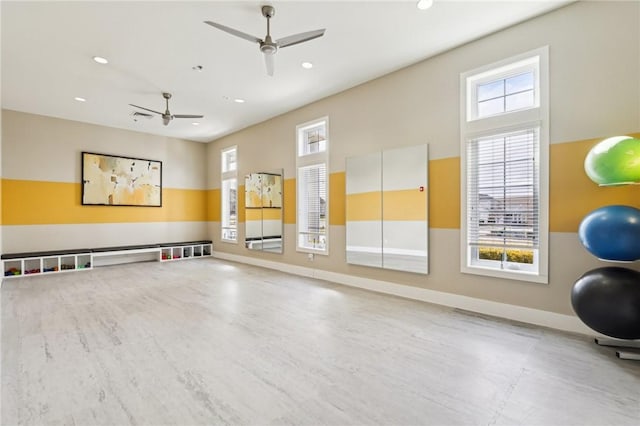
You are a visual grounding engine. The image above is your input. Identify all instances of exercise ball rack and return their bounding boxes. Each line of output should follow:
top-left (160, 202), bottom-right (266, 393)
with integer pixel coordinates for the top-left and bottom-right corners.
top-left (575, 136), bottom-right (640, 360)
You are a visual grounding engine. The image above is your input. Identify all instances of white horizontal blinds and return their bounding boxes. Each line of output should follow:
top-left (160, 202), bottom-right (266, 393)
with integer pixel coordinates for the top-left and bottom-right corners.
top-left (221, 178), bottom-right (237, 240)
top-left (221, 147), bottom-right (238, 241)
top-left (467, 128), bottom-right (539, 251)
top-left (298, 163), bottom-right (327, 250)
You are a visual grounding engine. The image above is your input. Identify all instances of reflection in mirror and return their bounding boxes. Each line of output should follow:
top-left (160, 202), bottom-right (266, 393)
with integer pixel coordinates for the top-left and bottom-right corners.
top-left (346, 144), bottom-right (428, 274)
top-left (245, 170), bottom-right (283, 253)
top-left (381, 144), bottom-right (428, 274)
top-left (346, 152), bottom-right (382, 268)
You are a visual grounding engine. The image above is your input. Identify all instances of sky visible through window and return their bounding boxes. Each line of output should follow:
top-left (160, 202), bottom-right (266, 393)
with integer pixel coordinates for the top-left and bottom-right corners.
top-left (477, 72), bottom-right (534, 118)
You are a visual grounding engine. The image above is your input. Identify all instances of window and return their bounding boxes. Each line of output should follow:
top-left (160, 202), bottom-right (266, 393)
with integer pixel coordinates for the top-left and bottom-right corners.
top-left (298, 122), bottom-right (327, 156)
top-left (466, 128), bottom-right (539, 273)
top-left (296, 117), bottom-right (329, 253)
top-left (466, 55), bottom-right (540, 123)
top-left (477, 72), bottom-right (534, 117)
top-left (461, 47), bottom-right (548, 283)
top-left (221, 146), bottom-right (237, 242)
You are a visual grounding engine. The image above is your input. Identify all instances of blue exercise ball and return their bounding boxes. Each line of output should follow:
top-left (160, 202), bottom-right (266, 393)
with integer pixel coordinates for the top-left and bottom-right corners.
top-left (578, 205), bottom-right (640, 261)
top-left (571, 267), bottom-right (640, 339)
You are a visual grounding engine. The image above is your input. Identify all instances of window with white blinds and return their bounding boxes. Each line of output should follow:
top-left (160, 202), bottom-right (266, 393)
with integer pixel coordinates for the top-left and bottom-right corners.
top-left (461, 47), bottom-right (548, 283)
top-left (466, 128), bottom-right (539, 272)
top-left (296, 117), bottom-right (329, 254)
top-left (221, 178), bottom-right (237, 241)
top-left (221, 146), bottom-right (238, 242)
top-left (297, 164), bottom-right (327, 251)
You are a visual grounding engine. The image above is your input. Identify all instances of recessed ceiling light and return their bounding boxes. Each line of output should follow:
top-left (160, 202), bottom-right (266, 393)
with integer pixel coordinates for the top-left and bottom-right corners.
top-left (93, 56), bottom-right (109, 64)
top-left (301, 61), bottom-right (313, 69)
top-left (192, 122), bottom-right (200, 126)
top-left (234, 98), bottom-right (245, 103)
top-left (74, 97), bottom-right (86, 102)
top-left (416, 0), bottom-right (434, 10)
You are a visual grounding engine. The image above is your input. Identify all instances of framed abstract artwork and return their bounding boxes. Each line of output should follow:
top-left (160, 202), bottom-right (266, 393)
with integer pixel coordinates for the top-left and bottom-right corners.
top-left (81, 152), bottom-right (162, 207)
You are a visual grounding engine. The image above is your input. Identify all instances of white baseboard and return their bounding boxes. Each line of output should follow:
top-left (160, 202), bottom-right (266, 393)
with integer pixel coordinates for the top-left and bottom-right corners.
top-left (212, 251), bottom-right (595, 336)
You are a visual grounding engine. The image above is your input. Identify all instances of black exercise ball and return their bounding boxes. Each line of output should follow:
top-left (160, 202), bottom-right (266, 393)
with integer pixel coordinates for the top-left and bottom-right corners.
top-left (571, 266), bottom-right (640, 339)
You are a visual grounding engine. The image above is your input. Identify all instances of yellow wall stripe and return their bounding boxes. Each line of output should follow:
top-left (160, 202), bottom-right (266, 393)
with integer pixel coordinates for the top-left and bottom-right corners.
top-left (284, 178), bottom-right (296, 225)
top-left (207, 188), bottom-right (220, 222)
top-left (330, 172), bottom-right (345, 226)
top-left (550, 135), bottom-right (640, 232)
top-left (245, 208), bottom-right (262, 221)
top-left (237, 184), bottom-right (246, 223)
top-left (429, 157), bottom-right (461, 229)
top-left (2, 180), bottom-right (207, 225)
top-left (263, 208), bottom-right (282, 221)
top-left (346, 192), bottom-right (382, 221)
top-left (347, 190), bottom-right (427, 222)
top-left (245, 208), bottom-right (282, 221)
top-left (383, 189), bottom-right (427, 221)
top-left (6, 134), bottom-right (640, 231)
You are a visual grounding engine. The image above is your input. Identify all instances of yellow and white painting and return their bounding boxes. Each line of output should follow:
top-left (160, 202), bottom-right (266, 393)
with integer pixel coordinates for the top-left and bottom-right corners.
top-left (245, 173), bottom-right (282, 208)
top-left (82, 152), bottom-right (162, 206)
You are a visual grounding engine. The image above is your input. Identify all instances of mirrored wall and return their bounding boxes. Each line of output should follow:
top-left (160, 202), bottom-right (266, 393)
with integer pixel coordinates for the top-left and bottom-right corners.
top-left (346, 144), bottom-right (428, 274)
top-left (245, 170), bottom-right (283, 253)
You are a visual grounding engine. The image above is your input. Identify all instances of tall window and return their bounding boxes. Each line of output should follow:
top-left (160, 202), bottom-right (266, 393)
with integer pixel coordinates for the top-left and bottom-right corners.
top-left (296, 117), bottom-right (329, 253)
top-left (460, 47), bottom-right (549, 283)
top-left (221, 146), bottom-right (237, 242)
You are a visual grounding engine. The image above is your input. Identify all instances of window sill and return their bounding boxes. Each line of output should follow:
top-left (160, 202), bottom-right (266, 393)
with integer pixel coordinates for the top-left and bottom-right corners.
top-left (297, 247), bottom-right (328, 256)
top-left (461, 264), bottom-right (548, 284)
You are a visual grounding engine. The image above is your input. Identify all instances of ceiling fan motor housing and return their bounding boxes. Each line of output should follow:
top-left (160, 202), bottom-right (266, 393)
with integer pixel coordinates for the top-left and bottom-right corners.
top-left (261, 5), bottom-right (275, 18)
top-left (260, 38), bottom-right (277, 55)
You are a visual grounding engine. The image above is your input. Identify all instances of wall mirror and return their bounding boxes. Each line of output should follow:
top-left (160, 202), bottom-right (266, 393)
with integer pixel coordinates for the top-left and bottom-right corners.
top-left (245, 170), bottom-right (283, 253)
top-left (346, 144), bottom-right (428, 274)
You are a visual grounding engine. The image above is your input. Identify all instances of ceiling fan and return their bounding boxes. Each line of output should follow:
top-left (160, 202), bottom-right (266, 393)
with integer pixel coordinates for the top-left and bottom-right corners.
top-left (205, 5), bottom-right (325, 76)
top-left (129, 92), bottom-right (203, 126)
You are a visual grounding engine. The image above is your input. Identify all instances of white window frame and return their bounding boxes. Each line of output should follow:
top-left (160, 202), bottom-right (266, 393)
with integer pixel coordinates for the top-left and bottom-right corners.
top-left (296, 117), bottom-right (329, 255)
top-left (460, 46), bottom-right (549, 284)
top-left (221, 146), bottom-right (238, 243)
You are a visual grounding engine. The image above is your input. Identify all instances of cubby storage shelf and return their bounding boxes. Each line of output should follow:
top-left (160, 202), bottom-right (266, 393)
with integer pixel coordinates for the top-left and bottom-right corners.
top-left (160, 243), bottom-right (212, 262)
top-left (3, 252), bottom-right (93, 278)
top-left (2, 241), bottom-right (212, 279)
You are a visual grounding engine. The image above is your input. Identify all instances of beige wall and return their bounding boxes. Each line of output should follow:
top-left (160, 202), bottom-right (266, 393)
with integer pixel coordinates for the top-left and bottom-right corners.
top-left (206, 1), bottom-right (640, 316)
top-left (3, 110), bottom-right (207, 189)
top-left (1, 110), bottom-right (209, 252)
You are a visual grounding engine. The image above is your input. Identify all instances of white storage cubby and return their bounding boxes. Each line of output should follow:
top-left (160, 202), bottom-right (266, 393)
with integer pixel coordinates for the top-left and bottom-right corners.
top-left (160, 243), bottom-right (212, 262)
top-left (43, 257), bottom-right (59, 273)
top-left (3, 252), bottom-right (93, 278)
top-left (3, 241), bottom-right (211, 278)
top-left (24, 258), bottom-right (42, 275)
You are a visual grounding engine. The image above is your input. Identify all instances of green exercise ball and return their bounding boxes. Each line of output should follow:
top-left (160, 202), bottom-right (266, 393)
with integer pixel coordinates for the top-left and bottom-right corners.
top-left (584, 136), bottom-right (640, 186)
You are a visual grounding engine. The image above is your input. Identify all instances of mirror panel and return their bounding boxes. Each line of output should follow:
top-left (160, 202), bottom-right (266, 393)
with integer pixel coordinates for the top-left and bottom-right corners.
top-left (346, 152), bottom-right (383, 268)
top-left (382, 144), bottom-right (428, 274)
top-left (346, 144), bottom-right (428, 274)
top-left (245, 170), bottom-right (283, 253)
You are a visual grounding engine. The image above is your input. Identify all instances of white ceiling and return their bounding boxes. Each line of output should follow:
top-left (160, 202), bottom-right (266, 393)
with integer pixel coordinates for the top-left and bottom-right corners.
top-left (1, 0), bottom-right (571, 143)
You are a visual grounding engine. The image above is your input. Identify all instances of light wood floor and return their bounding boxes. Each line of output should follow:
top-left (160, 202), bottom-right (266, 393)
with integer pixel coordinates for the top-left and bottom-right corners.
top-left (2, 258), bottom-right (639, 425)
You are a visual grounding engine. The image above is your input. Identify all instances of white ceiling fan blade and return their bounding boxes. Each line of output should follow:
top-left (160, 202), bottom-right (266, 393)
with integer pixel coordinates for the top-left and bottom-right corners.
top-left (264, 53), bottom-right (275, 77)
top-left (174, 114), bottom-right (204, 119)
top-left (129, 104), bottom-right (162, 115)
top-left (277, 29), bottom-right (325, 48)
top-left (204, 21), bottom-right (262, 44)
